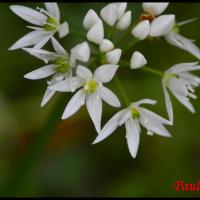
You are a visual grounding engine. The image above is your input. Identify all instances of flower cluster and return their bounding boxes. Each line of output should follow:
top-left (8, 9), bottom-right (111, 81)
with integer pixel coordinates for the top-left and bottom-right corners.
top-left (9, 2), bottom-right (200, 159)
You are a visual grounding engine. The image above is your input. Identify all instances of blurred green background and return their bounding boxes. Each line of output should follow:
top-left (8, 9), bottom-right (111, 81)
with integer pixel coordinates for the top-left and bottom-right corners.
top-left (0, 2), bottom-right (200, 197)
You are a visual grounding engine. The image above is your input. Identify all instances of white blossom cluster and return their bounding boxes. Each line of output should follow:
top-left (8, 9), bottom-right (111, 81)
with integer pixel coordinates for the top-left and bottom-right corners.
top-left (9, 2), bottom-right (200, 159)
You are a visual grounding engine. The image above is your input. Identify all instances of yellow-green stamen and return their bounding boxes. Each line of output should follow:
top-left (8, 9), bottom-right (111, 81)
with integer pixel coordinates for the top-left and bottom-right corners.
top-left (131, 107), bottom-right (140, 119)
top-left (84, 80), bottom-right (97, 94)
top-left (55, 57), bottom-right (70, 74)
top-left (44, 17), bottom-right (59, 31)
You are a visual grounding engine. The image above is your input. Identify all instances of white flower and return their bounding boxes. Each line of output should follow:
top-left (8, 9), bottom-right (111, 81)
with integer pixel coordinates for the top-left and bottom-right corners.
top-left (9, 3), bottom-right (69, 50)
top-left (142, 3), bottom-right (169, 16)
top-left (93, 99), bottom-right (172, 158)
top-left (164, 19), bottom-right (200, 60)
top-left (24, 38), bottom-right (90, 106)
top-left (100, 3), bottom-right (131, 30)
top-left (162, 62), bottom-right (200, 122)
top-left (130, 51), bottom-right (147, 69)
top-left (106, 48), bottom-right (122, 64)
top-left (132, 2), bottom-right (174, 40)
top-left (99, 39), bottom-right (114, 53)
top-left (50, 64), bottom-right (121, 133)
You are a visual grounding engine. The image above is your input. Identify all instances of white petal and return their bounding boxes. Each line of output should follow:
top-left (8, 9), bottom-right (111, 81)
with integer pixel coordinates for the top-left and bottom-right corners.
top-left (58, 22), bottom-right (69, 38)
top-left (83, 9), bottom-right (101, 30)
top-left (100, 3), bottom-right (118, 26)
top-left (131, 20), bottom-right (150, 40)
top-left (24, 64), bottom-right (56, 80)
top-left (41, 88), bottom-right (56, 107)
top-left (168, 77), bottom-right (188, 97)
top-left (125, 118), bottom-right (140, 159)
top-left (130, 51), bottom-right (147, 69)
top-left (76, 65), bottom-right (92, 80)
top-left (94, 64), bottom-right (119, 83)
top-left (9, 30), bottom-right (48, 50)
top-left (86, 92), bottom-right (102, 133)
top-left (119, 109), bottom-right (131, 126)
top-left (10, 5), bottom-right (47, 26)
top-left (150, 15), bottom-right (175, 37)
top-left (171, 91), bottom-right (195, 113)
top-left (99, 86), bottom-right (121, 107)
top-left (166, 62), bottom-right (199, 74)
top-left (49, 77), bottom-right (83, 92)
top-left (116, 11), bottom-right (131, 30)
top-left (133, 99), bottom-right (157, 107)
top-left (71, 42), bottom-right (90, 63)
top-left (106, 49), bottom-right (122, 64)
top-left (142, 3), bottom-right (169, 16)
top-left (23, 47), bottom-right (57, 63)
top-left (165, 32), bottom-right (200, 60)
top-left (139, 114), bottom-right (171, 137)
top-left (51, 37), bottom-right (67, 55)
top-left (99, 39), bottom-right (114, 53)
top-left (140, 107), bottom-right (172, 125)
top-left (44, 3), bottom-right (60, 21)
top-left (33, 34), bottom-right (52, 49)
top-left (87, 21), bottom-right (104, 44)
top-left (162, 79), bottom-right (174, 123)
top-left (62, 89), bottom-right (86, 119)
top-left (93, 109), bottom-right (126, 144)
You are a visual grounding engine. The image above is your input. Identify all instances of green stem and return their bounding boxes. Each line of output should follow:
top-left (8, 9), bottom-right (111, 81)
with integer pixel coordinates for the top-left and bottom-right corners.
top-left (119, 60), bottom-right (164, 77)
top-left (141, 67), bottom-right (164, 77)
top-left (114, 75), bottom-right (130, 107)
top-left (5, 93), bottom-right (72, 195)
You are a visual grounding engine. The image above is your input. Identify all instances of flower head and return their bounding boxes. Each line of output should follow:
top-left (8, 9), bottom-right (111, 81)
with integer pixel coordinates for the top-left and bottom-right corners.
top-left (9, 3), bottom-right (69, 50)
top-left (162, 62), bottom-right (200, 122)
top-left (93, 99), bottom-right (171, 158)
top-left (50, 64), bottom-right (121, 133)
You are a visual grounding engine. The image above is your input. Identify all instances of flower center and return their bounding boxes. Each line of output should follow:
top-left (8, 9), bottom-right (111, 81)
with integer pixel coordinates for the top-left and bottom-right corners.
top-left (131, 107), bottom-right (140, 119)
top-left (84, 80), bottom-right (98, 94)
top-left (139, 13), bottom-right (155, 22)
top-left (172, 22), bottom-right (180, 33)
top-left (44, 17), bottom-right (59, 31)
top-left (164, 73), bottom-right (179, 86)
top-left (55, 56), bottom-right (70, 74)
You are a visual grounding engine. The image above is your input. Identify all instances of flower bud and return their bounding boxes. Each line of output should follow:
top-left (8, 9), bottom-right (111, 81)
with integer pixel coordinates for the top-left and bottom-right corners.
top-left (83, 9), bottom-right (100, 30)
top-left (142, 3), bottom-right (169, 16)
top-left (87, 21), bottom-right (104, 44)
top-left (130, 51), bottom-right (147, 69)
top-left (71, 42), bottom-right (90, 63)
top-left (100, 3), bottom-right (118, 26)
top-left (116, 11), bottom-right (131, 30)
top-left (100, 39), bottom-right (114, 53)
top-left (131, 20), bottom-right (150, 40)
top-left (113, 3), bottom-right (127, 20)
top-left (106, 48), bottom-right (122, 64)
top-left (149, 14), bottom-right (175, 37)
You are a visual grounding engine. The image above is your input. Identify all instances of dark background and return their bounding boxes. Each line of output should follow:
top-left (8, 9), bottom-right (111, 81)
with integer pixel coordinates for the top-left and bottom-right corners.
top-left (0, 2), bottom-right (200, 197)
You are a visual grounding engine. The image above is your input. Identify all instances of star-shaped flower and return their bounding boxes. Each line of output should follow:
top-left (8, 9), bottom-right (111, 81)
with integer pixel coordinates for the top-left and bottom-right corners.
top-left (49, 64), bottom-right (121, 133)
top-left (165, 18), bottom-right (200, 60)
top-left (162, 62), bottom-right (200, 122)
top-left (9, 3), bottom-right (69, 50)
top-left (93, 99), bottom-right (172, 158)
top-left (23, 38), bottom-right (90, 107)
